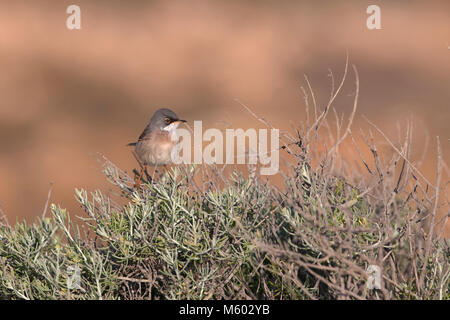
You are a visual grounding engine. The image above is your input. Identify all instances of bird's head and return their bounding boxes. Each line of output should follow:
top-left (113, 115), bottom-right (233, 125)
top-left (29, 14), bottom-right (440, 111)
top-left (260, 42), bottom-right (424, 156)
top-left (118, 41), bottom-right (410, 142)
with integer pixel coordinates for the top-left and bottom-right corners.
top-left (150, 108), bottom-right (186, 132)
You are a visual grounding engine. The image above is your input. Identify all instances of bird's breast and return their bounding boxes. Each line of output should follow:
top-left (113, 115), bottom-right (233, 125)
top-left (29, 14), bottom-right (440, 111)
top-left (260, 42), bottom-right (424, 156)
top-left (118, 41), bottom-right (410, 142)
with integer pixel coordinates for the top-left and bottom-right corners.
top-left (135, 130), bottom-right (178, 166)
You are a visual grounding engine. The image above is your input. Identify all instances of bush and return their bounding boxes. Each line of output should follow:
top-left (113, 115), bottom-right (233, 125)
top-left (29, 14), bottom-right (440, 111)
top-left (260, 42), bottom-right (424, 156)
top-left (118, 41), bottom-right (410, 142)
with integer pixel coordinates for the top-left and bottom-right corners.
top-left (0, 63), bottom-right (448, 299)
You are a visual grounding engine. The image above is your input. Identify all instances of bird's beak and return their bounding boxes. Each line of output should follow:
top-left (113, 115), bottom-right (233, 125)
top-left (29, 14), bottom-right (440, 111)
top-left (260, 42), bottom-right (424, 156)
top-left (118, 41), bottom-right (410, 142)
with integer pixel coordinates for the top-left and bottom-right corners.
top-left (176, 119), bottom-right (187, 123)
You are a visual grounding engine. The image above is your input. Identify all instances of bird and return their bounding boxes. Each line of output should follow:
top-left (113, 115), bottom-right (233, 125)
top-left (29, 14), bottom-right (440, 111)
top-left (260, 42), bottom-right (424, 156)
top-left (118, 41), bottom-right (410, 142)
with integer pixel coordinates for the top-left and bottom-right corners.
top-left (127, 108), bottom-right (186, 188)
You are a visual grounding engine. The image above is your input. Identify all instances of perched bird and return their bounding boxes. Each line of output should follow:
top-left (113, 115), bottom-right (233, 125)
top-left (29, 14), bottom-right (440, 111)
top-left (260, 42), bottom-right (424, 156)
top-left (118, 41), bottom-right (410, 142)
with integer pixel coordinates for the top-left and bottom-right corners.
top-left (128, 108), bottom-right (186, 187)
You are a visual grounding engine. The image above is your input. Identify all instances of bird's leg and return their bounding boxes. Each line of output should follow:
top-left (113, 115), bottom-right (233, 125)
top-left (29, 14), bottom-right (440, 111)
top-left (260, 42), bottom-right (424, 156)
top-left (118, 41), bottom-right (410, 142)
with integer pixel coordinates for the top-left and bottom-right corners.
top-left (144, 166), bottom-right (152, 183)
top-left (134, 164), bottom-right (146, 189)
top-left (151, 165), bottom-right (158, 184)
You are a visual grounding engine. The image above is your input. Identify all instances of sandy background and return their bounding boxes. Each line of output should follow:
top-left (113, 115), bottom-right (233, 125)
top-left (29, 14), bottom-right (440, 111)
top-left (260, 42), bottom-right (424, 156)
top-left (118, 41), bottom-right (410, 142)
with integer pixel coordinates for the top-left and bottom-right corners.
top-left (0, 0), bottom-right (448, 234)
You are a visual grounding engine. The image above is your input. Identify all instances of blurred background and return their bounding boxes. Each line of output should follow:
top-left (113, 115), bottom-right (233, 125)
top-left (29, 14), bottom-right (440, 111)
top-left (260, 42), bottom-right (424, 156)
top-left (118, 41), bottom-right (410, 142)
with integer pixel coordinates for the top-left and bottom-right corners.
top-left (0, 1), bottom-right (448, 233)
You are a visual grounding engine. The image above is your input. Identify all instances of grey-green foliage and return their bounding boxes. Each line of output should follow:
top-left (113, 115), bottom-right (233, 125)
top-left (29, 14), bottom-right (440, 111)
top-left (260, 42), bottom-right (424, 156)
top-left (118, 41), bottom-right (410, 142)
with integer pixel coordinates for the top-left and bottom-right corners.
top-left (0, 208), bottom-right (117, 299)
top-left (0, 161), bottom-right (448, 300)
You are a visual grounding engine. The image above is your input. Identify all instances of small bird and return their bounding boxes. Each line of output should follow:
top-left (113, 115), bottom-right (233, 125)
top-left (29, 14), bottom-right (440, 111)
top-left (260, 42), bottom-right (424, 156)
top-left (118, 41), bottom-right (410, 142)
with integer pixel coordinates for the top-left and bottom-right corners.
top-left (127, 108), bottom-right (186, 187)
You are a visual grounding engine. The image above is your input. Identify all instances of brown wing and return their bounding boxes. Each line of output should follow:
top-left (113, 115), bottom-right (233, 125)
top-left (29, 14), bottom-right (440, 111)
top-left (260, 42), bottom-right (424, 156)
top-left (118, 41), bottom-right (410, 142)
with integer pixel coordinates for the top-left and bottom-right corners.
top-left (126, 124), bottom-right (153, 146)
top-left (137, 124), bottom-right (152, 142)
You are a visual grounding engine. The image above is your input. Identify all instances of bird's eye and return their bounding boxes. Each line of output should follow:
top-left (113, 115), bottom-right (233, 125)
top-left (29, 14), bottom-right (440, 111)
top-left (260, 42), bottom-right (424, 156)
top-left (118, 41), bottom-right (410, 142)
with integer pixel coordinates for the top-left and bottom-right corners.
top-left (164, 118), bottom-right (171, 124)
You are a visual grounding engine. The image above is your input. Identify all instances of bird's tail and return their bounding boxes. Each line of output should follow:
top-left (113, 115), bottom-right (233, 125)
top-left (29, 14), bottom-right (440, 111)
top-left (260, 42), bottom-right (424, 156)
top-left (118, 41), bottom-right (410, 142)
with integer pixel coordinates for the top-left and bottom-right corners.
top-left (127, 142), bottom-right (137, 146)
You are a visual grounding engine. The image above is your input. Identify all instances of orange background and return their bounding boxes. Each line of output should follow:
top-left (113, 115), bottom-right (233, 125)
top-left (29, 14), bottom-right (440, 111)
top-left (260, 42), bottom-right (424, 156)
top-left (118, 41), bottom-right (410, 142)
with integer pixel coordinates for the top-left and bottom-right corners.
top-left (0, 1), bottom-right (448, 234)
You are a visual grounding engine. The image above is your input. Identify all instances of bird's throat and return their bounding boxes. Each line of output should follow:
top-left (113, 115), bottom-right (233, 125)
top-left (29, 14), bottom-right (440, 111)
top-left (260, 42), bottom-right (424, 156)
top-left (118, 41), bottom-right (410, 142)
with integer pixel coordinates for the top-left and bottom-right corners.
top-left (163, 123), bottom-right (180, 141)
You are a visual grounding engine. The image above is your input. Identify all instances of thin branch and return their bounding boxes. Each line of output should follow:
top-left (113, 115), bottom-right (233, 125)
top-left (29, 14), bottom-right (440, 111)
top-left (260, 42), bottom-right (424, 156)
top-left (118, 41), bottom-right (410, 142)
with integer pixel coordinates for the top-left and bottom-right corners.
top-left (42, 182), bottom-right (54, 219)
top-left (363, 116), bottom-right (436, 190)
top-left (327, 64), bottom-right (359, 157)
top-left (419, 136), bottom-right (442, 290)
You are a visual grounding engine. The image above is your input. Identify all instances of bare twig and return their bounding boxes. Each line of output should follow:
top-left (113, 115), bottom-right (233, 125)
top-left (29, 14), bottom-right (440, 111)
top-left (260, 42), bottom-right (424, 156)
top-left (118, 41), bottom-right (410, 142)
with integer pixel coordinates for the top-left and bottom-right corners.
top-left (363, 116), bottom-right (436, 190)
top-left (42, 182), bottom-right (54, 219)
top-left (419, 136), bottom-right (442, 291)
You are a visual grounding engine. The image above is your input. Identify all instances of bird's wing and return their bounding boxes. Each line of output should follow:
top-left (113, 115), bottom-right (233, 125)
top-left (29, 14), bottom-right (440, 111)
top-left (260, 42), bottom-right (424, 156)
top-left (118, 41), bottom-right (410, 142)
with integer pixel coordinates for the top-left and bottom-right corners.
top-left (126, 124), bottom-right (152, 147)
top-left (137, 124), bottom-right (152, 142)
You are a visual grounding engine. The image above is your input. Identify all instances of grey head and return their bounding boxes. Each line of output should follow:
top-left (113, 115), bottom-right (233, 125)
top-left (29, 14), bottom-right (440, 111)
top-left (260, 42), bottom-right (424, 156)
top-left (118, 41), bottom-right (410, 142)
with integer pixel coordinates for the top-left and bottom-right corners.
top-left (127, 108), bottom-right (186, 146)
top-left (147, 108), bottom-right (185, 132)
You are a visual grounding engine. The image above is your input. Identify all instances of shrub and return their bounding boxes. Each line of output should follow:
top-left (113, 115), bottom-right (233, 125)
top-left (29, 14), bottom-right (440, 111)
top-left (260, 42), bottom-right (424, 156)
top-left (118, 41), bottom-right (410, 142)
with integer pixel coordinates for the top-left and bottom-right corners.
top-left (0, 62), bottom-right (448, 299)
